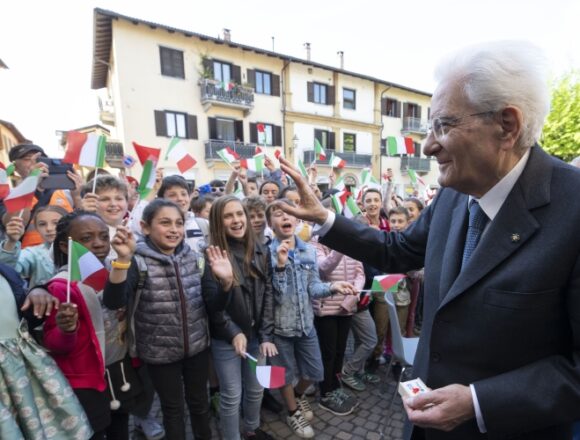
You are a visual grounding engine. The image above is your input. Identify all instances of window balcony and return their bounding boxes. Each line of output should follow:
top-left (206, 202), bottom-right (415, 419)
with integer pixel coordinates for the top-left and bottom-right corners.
top-left (400, 156), bottom-right (432, 173)
top-left (401, 117), bottom-right (428, 135)
top-left (205, 139), bottom-right (257, 161)
top-left (104, 141), bottom-right (125, 168)
top-left (199, 78), bottom-right (254, 113)
top-left (303, 150), bottom-right (372, 168)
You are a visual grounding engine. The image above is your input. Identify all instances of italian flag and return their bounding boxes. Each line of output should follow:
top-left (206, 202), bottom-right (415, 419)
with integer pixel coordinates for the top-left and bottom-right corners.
top-left (343, 196), bottom-right (362, 219)
top-left (233, 187), bottom-right (245, 200)
top-left (297, 160), bottom-right (308, 179)
top-left (334, 176), bottom-right (346, 191)
top-left (408, 169), bottom-right (426, 187)
top-left (217, 147), bottom-right (240, 165)
top-left (138, 158), bottom-right (157, 199)
top-left (133, 142), bottom-right (161, 166)
top-left (240, 154), bottom-right (265, 172)
top-left (329, 153), bottom-right (346, 169)
top-left (69, 239), bottom-right (108, 293)
top-left (314, 138), bottom-right (326, 160)
top-left (371, 274), bottom-right (406, 292)
top-left (63, 131), bottom-right (106, 168)
top-left (330, 190), bottom-right (348, 214)
top-left (0, 162), bottom-right (14, 199)
top-left (257, 124), bottom-right (267, 146)
top-left (247, 355), bottom-right (286, 389)
top-left (166, 137), bottom-right (197, 174)
top-left (387, 136), bottom-right (414, 155)
top-left (4, 169), bottom-right (41, 213)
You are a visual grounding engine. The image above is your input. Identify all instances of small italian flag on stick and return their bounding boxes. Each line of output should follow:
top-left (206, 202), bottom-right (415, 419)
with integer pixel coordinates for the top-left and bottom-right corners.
top-left (297, 160), bottom-right (308, 179)
top-left (0, 162), bottom-right (14, 199)
top-left (166, 137), bottom-right (197, 174)
top-left (217, 147), bottom-right (241, 167)
top-left (4, 168), bottom-right (41, 213)
top-left (240, 154), bottom-right (265, 172)
top-left (138, 157), bottom-right (157, 199)
top-left (68, 238), bottom-right (109, 301)
top-left (63, 132), bottom-right (107, 168)
top-left (257, 123), bottom-right (267, 146)
top-left (329, 153), bottom-right (346, 169)
top-left (371, 274), bottom-right (406, 292)
top-left (245, 353), bottom-right (286, 389)
top-left (314, 138), bottom-right (326, 160)
top-left (343, 196), bottom-right (362, 219)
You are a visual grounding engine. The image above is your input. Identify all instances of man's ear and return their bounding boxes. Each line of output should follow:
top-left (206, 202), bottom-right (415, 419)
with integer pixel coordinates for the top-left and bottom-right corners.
top-left (498, 106), bottom-right (524, 150)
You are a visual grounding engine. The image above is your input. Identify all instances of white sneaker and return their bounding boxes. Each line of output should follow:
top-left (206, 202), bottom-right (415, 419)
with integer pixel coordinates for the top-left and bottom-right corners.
top-left (296, 395), bottom-right (314, 421)
top-left (286, 410), bottom-right (314, 438)
top-left (134, 415), bottom-right (165, 440)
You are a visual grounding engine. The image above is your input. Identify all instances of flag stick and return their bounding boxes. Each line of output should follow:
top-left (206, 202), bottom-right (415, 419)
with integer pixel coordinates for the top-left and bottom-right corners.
top-left (92, 168), bottom-right (99, 194)
top-left (17, 209), bottom-right (24, 219)
top-left (244, 352), bottom-right (258, 362)
top-left (67, 237), bottom-right (72, 303)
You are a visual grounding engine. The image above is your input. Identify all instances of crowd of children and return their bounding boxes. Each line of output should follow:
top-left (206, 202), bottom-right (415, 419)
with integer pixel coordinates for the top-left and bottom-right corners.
top-left (0, 143), bottom-right (431, 440)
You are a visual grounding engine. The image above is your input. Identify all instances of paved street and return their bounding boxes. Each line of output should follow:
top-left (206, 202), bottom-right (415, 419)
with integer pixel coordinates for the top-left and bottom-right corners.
top-left (132, 360), bottom-right (406, 440)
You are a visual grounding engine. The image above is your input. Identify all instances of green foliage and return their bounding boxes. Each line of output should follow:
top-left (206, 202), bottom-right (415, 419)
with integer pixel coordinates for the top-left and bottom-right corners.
top-left (542, 70), bottom-right (580, 162)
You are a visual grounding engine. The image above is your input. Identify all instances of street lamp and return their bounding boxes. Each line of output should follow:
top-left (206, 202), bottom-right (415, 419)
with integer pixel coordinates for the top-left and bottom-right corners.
top-left (292, 134), bottom-right (299, 161)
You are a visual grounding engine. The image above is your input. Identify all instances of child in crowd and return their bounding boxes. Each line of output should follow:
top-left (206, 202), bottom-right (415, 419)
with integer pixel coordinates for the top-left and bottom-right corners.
top-left (279, 186), bottom-right (312, 242)
top-left (104, 199), bottom-right (219, 440)
top-left (131, 175), bottom-right (209, 253)
top-left (403, 197), bottom-right (424, 223)
top-left (244, 196), bottom-right (271, 245)
top-left (0, 262), bottom-right (92, 439)
top-left (205, 195), bottom-right (276, 440)
top-left (191, 195), bottom-right (214, 220)
top-left (267, 200), bottom-right (356, 439)
top-left (312, 198), bottom-right (364, 415)
top-left (259, 180), bottom-right (280, 204)
top-left (0, 205), bottom-right (67, 287)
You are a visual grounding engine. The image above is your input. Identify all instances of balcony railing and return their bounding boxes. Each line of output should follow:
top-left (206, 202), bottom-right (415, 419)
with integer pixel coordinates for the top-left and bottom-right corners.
top-left (200, 78), bottom-right (254, 112)
top-left (205, 140), bottom-right (258, 160)
top-left (400, 156), bottom-right (432, 173)
top-left (401, 117), bottom-right (428, 135)
top-left (303, 150), bottom-right (372, 168)
top-left (104, 141), bottom-right (125, 168)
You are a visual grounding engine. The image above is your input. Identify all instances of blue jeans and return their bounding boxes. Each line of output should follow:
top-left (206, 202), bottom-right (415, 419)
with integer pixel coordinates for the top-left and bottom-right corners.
top-left (272, 327), bottom-right (324, 384)
top-left (211, 337), bottom-right (263, 440)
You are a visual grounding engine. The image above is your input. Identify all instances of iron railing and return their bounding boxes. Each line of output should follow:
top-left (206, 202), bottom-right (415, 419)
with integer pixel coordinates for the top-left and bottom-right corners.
top-left (401, 117), bottom-right (428, 135)
top-left (205, 140), bottom-right (258, 160)
top-left (400, 156), bottom-right (432, 172)
top-left (303, 150), bottom-right (372, 168)
top-left (199, 78), bottom-right (254, 109)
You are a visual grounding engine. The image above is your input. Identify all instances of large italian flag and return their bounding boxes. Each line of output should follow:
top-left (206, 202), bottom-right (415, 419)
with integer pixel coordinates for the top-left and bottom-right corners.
top-left (63, 131), bottom-right (106, 168)
top-left (4, 169), bottom-right (41, 213)
top-left (133, 142), bottom-right (161, 166)
top-left (240, 154), bottom-right (265, 172)
top-left (69, 240), bottom-right (108, 292)
top-left (387, 136), bottom-right (414, 155)
top-left (166, 137), bottom-right (197, 174)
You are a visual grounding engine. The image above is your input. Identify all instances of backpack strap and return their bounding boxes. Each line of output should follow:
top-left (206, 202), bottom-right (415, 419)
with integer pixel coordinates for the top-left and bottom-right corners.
top-left (127, 255), bottom-right (148, 357)
top-left (193, 217), bottom-right (210, 243)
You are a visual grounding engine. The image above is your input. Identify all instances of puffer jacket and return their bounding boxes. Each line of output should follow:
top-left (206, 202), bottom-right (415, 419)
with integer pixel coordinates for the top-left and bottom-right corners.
top-left (103, 239), bottom-right (210, 365)
top-left (311, 239), bottom-right (365, 317)
top-left (204, 241), bottom-right (274, 344)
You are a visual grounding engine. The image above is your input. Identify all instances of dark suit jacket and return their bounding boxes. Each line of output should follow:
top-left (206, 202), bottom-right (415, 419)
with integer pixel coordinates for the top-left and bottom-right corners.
top-left (321, 147), bottom-right (580, 440)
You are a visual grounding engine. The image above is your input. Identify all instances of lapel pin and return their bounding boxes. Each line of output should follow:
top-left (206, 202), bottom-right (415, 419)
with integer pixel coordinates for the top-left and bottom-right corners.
top-left (511, 233), bottom-right (521, 243)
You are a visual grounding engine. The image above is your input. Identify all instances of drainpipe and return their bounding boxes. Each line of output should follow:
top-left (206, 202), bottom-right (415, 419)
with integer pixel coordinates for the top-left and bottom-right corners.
top-left (379, 86), bottom-right (392, 189)
top-left (280, 59), bottom-right (291, 160)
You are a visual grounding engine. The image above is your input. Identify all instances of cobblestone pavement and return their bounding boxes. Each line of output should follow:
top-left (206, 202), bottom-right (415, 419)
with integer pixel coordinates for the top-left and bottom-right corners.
top-left (131, 362), bottom-right (406, 440)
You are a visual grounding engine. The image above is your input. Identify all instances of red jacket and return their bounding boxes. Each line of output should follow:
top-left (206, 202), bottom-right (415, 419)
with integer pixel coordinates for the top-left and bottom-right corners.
top-left (43, 278), bottom-right (106, 391)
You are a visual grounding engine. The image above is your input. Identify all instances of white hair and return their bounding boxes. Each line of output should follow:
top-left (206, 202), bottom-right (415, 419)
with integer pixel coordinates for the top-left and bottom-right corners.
top-left (434, 41), bottom-right (551, 147)
top-left (571, 156), bottom-right (580, 168)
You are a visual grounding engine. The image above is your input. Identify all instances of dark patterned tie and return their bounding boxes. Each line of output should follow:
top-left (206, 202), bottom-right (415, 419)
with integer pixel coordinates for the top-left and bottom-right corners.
top-left (462, 200), bottom-right (488, 269)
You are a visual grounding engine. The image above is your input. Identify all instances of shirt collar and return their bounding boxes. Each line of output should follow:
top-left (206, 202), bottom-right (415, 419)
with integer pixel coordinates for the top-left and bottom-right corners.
top-left (471, 148), bottom-right (530, 221)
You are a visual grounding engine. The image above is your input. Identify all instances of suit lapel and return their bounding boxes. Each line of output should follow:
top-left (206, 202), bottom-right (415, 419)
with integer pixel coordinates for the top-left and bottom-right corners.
top-left (438, 147), bottom-right (550, 310)
top-left (438, 198), bottom-right (469, 302)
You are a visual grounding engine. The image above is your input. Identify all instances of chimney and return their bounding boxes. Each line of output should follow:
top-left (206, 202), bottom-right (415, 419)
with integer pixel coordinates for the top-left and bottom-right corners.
top-left (304, 42), bottom-right (311, 61)
top-left (223, 28), bottom-right (231, 42)
top-left (337, 51), bottom-right (344, 69)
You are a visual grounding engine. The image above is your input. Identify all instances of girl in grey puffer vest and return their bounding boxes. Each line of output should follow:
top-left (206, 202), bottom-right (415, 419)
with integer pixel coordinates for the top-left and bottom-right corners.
top-left (104, 199), bottom-right (230, 440)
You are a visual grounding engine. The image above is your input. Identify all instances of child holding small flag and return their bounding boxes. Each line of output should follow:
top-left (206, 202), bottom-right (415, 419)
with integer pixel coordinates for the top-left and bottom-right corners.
top-left (266, 200), bottom-right (357, 438)
top-left (205, 195), bottom-right (277, 440)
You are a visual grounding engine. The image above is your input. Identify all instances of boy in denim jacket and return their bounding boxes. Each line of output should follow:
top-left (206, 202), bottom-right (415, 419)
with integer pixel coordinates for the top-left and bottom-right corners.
top-left (266, 200), bottom-right (356, 439)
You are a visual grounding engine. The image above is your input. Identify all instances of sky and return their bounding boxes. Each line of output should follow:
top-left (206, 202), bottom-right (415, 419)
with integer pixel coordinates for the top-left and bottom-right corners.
top-left (1, 0), bottom-right (579, 156)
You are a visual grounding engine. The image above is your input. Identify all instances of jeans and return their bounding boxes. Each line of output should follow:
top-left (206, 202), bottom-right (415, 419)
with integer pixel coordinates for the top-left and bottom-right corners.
top-left (272, 327), bottom-right (324, 384)
top-left (314, 315), bottom-right (352, 395)
top-left (211, 337), bottom-right (263, 440)
top-left (147, 349), bottom-right (211, 440)
top-left (342, 309), bottom-right (377, 375)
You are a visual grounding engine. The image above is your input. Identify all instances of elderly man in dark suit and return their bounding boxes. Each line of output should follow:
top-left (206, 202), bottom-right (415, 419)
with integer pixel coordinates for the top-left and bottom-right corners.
top-left (277, 41), bottom-right (580, 439)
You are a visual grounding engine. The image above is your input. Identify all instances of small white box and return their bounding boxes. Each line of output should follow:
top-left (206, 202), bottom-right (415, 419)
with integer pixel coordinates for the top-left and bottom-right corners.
top-left (398, 378), bottom-right (429, 399)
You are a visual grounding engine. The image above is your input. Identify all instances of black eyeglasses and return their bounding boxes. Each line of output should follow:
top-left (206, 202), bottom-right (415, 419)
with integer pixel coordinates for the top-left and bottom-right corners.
top-left (428, 111), bottom-right (495, 139)
top-left (211, 187), bottom-right (224, 193)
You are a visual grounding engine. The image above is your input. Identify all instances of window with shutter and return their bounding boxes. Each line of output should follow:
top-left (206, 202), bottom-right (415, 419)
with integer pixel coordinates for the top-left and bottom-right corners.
top-left (271, 74), bottom-right (281, 97)
top-left (159, 47), bottom-right (185, 78)
top-left (247, 69), bottom-right (256, 88)
top-left (165, 112), bottom-right (187, 138)
top-left (213, 60), bottom-right (232, 83)
top-left (307, 82), bottom-right (314, 102)
top-left (273, 125), bottom-right (282, 146)
top-left (234, 120), bottom-right (244, 142)
top-left (154, 110), bottom-right (167, 136)
top-left (343, 88), bottom-right (356, 109)
top-left (314, 129), bottom-right (333, 149)
top-left (383, 98), bottom-right (400, 117)
top-left (343, 133), bottom-right (356, 152)
top-left (255, 70), bottom-right (272, 95)
top-left (232, 65), bottom-right (242, 84)
top-left (187, 115), bottom-right (198, 140)
top-left (313, 83), bottom-right (328, 104)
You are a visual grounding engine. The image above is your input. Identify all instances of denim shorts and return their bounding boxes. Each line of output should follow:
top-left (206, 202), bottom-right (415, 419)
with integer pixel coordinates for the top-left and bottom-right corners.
top-left (271, 328), bottom-right (324, 385)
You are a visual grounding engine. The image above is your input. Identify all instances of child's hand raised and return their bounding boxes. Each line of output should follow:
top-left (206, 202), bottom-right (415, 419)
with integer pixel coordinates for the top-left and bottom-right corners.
top-left (56, 303), bottom-right (78, 333)
top-left (330, 281), bottom-right (358, 296)
top-left (276, 240), bottom-right (291, 268)
top-left (4, 216), bottom-right (25, 243)
top-left (81, 193), bottom-right (99, 212)
top-left (206, 245), bottom-right (234, 291)
top-left (111, 223), bottom-right (136, 261)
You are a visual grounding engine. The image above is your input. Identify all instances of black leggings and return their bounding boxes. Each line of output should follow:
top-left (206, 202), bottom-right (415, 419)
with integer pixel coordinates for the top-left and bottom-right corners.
top-left (314, 315), bottom-right (352, 395)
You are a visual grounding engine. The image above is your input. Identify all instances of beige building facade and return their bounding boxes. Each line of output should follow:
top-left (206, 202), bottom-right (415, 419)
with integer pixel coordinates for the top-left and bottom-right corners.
top-left (91, 8), bottom-right (437, 195)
